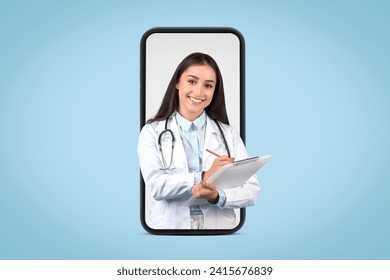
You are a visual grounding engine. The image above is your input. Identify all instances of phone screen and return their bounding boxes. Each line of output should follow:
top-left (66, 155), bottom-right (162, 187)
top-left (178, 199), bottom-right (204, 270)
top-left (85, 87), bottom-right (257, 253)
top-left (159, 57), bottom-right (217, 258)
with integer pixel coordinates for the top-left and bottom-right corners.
top-left (140, 27), bottom-right (245, 234)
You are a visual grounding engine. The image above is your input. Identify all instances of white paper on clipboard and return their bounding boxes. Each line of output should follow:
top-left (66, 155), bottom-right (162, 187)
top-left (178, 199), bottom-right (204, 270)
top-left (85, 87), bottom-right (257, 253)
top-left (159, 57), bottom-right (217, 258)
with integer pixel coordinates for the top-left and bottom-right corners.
top-left (207, 155), bottom-right (272, 189)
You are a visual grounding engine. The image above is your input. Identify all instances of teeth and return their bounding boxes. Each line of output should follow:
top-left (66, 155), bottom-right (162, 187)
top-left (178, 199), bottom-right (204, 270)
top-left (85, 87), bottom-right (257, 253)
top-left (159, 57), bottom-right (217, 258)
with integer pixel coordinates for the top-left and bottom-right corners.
top-left (189, 97), bottom-right (203, 103)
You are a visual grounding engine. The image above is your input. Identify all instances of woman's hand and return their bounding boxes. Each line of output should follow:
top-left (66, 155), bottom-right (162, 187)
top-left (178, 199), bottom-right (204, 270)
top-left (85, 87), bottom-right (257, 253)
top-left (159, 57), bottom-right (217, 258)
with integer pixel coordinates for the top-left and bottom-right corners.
top-left (202, 156), bottom-right (234, 182)
top-left (192, 181), bottom-right (218, 202)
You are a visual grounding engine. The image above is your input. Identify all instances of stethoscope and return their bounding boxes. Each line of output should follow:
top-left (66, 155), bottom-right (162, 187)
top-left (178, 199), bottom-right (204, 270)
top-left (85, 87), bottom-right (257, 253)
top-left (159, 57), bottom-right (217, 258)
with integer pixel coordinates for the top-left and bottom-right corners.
top-left (158, 117), bottom-right (231, 170)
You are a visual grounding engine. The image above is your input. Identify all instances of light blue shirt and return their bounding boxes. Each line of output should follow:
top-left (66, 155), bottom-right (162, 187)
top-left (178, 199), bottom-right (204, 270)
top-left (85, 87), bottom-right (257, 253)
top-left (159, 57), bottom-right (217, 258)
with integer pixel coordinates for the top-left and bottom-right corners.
top-left (175, 111), bottom-right (205, 182)
top-left (175, 111), bottom-right (226, 207)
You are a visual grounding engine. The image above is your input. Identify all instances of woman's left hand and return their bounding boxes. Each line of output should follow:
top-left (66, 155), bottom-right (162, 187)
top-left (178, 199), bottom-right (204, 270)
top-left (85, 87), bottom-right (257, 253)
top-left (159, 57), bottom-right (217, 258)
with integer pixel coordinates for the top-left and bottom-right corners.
top-left (192, 181), bottom-right (219, 202)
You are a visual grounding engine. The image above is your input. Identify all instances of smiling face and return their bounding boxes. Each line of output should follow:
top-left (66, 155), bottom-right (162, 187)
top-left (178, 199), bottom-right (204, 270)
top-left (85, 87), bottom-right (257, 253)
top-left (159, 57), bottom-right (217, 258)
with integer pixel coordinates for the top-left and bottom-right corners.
top-left (176, 64), bottom-right (217, 121)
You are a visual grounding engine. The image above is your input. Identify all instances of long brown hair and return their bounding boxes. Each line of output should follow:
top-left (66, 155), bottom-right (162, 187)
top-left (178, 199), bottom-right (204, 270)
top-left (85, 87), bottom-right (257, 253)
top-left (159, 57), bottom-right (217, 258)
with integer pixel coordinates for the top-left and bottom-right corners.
top-left (147, 52), bottom-right (229, 125)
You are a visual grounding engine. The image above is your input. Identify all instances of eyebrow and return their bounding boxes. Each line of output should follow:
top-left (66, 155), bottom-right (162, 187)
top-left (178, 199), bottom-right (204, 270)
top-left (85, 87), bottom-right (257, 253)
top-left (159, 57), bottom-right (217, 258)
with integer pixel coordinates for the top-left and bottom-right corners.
top-left (186, 75), bottom-right (216, 83)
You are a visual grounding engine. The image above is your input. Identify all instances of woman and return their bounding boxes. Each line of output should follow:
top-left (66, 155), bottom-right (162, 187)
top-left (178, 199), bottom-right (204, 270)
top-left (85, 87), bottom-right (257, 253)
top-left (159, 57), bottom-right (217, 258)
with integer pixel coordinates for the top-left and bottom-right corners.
top-left (138, 52), bottom-right (260, 229)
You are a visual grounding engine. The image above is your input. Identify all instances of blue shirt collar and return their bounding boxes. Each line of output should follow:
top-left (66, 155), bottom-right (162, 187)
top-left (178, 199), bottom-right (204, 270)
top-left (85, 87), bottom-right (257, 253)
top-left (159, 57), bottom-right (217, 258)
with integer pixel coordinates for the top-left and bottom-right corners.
top-left (175, 111), bottom-right (206, 132)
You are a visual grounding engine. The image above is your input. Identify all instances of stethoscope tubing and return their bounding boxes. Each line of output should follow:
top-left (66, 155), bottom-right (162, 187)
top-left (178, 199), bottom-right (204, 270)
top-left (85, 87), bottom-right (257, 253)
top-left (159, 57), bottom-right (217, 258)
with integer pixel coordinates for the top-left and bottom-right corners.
top-left (158, 116), bottom-right (230, 170)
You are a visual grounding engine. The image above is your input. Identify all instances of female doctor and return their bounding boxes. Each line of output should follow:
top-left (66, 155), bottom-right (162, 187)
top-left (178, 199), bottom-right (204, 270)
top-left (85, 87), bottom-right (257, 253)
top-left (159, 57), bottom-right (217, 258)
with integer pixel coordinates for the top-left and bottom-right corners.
top-left (138, 52), bottom-right (260, 230)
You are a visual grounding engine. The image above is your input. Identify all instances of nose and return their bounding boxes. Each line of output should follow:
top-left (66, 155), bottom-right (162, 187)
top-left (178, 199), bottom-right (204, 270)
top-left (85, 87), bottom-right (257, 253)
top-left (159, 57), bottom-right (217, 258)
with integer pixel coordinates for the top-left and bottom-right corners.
top-left (193, 84), bottom-right (203, 96)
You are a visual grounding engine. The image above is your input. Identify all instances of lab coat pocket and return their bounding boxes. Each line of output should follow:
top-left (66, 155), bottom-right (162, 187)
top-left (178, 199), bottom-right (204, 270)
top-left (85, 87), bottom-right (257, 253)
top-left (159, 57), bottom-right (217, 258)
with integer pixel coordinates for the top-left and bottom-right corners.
top-left (218, 209), bottom-right (237, 229)
top-left (204, 139), bottom-right (225, 170)
top-left (148, 202), bottom-right (168, 229)
top-left (207, 136), bottom-right (226, 155)
top-left (203, 208), bottom-right (237, 229)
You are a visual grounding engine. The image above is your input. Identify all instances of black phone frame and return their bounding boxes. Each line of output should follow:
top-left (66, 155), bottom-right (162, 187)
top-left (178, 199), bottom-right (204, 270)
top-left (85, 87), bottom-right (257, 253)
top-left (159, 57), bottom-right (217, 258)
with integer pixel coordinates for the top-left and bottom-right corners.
top-left (140, 27), bottom-right (246, 235)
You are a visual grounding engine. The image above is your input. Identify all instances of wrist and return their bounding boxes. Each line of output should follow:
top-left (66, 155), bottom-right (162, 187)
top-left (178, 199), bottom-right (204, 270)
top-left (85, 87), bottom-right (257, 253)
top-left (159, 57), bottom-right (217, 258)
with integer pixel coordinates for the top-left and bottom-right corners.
top-left (202, 171), bottom-right (209, 182)
top-left (208, 191), bottom-right (219, 205)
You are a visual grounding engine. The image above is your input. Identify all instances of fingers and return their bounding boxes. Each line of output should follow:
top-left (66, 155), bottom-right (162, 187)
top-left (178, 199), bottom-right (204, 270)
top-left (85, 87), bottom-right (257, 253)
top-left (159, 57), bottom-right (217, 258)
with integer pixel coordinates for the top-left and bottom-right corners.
top-left (203, 156), bottom-right (234, 182)
top-left (192, 182), bottom-right (218, 200)
top-left (213, 156), bottom-right (234, 165)
top-left (200, 181), bottom-right (215, 190)
top-left (210, 157), bottom-right (233, 171)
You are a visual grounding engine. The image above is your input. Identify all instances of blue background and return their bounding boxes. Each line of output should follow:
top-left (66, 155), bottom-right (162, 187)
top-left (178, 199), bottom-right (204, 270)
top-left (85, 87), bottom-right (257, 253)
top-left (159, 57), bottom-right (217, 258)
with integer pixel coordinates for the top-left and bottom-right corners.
top-left (1, 0), bottom-right (389, 259)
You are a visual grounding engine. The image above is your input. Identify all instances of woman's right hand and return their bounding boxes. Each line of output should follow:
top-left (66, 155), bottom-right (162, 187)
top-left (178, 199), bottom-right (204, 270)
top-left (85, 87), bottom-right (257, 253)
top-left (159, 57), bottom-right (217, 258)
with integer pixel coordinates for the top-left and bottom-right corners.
top-left (202, 156), bottom-right (234, 182)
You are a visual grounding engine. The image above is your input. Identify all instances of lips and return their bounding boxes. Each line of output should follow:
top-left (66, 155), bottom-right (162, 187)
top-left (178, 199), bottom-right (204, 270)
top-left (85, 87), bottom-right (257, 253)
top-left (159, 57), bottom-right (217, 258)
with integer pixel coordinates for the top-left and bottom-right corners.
top-left (189, 96), bottom-right (204, 104)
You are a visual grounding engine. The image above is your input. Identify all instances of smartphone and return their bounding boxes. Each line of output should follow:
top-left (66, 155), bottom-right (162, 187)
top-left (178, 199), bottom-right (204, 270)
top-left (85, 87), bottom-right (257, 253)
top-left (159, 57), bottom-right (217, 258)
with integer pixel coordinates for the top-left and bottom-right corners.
top-left (140, 27), bottom-right (246, 234)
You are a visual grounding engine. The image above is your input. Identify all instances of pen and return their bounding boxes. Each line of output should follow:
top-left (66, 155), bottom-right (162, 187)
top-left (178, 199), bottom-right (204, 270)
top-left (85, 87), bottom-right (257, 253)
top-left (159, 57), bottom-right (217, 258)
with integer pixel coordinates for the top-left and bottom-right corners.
top-left (206, 149), bottom-right (222, 157)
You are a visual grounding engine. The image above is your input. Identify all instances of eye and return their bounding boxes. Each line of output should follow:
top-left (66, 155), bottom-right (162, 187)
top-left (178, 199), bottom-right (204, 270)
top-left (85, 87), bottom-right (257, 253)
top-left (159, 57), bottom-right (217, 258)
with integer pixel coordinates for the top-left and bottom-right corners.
top-left (188, 79), bottom-right (196, 85)
top-left (205, 83), bottom-right (214, 89)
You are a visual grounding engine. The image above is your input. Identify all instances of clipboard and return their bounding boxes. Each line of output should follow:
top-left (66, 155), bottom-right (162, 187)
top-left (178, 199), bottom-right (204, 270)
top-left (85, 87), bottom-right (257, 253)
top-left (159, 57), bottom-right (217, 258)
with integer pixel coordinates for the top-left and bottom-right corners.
top-left (207, 155), bottom-right (272, 189)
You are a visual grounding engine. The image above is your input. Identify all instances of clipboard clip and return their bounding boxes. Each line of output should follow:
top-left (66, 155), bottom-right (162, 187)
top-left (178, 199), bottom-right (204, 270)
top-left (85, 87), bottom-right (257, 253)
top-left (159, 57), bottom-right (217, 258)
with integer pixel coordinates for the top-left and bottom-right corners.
top-left (234, 156), bottom-right (259, 164)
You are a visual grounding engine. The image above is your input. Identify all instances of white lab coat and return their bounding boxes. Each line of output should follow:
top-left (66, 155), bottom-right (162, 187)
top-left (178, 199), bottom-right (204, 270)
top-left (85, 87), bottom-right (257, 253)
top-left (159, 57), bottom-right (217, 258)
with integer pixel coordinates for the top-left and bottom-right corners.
top-left (137, 113), bottom-right (260, 229)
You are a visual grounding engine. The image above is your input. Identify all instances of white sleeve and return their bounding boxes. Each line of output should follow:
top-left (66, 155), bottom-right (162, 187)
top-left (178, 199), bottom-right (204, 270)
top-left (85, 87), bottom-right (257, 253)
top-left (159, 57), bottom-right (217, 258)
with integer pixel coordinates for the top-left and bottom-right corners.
top-left (138, 124), bottom-right (194, 201)
top-left (221, 126), bottom-right (260, 208)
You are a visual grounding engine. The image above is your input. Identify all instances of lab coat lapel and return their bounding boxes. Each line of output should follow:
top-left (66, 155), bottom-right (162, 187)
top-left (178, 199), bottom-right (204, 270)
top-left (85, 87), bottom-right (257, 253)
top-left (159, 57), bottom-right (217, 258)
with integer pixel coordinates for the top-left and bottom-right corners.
top-left (203, 116), bottom-right (224, 170)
